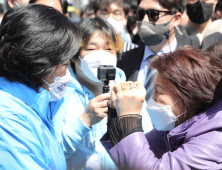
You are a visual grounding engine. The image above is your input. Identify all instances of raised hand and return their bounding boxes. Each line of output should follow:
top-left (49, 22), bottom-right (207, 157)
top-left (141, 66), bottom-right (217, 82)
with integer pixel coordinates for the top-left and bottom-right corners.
top-left (110, 81), bottom-right (146, 116)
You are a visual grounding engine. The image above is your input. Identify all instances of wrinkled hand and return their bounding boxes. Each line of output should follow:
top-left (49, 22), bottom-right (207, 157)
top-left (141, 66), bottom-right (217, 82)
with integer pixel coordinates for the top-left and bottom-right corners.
top-left (111, 81), bottom-right (146, 116)
top-left (110, 81), bottom-right (134, 109)
top-left (80, 93), bottom-right (110, 127)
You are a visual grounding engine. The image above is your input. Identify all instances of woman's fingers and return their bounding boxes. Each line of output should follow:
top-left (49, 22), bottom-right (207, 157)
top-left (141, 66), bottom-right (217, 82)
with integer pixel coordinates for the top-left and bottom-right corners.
top-left (112, 81), bottom-right (135, 94)
top-left (121, 82), bottom-right (129, 90)
top-left (128, 82), bottom-right (146, 100)
top-left (115, 82), bottom-right (145, 116)
top-left (112, 83), bottom-right (122, 94)
top-left (110, 90), bottom-right (116, 109)
top-left (120, 81), bottom-right (134, 90)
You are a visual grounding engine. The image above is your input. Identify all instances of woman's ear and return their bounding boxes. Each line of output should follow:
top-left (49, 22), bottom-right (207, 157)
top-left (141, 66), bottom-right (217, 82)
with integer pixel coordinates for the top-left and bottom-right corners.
top-left (7, 0), bottom-right (15, 8)
top-left (173, 12), bottom-right (182, 28)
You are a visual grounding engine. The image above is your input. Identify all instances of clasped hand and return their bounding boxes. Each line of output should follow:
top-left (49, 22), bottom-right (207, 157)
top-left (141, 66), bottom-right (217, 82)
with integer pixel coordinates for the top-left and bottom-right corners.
top-left (80, 81), bottom-right (146, 128)
top-left (110, 81), bottom-right (146, 117)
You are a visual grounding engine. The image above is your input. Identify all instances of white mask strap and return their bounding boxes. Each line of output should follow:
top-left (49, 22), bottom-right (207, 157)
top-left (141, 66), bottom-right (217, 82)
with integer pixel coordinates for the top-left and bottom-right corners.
top-left (14, 0), bottom-right (19, 6)
top-left (75, 62), bottom-right (81, 70)
top-left (177, 111), bottom-right (187, 119)
top-left (170, 100), bottom-right (187, 119)
top-left (51, 71), bottom-right (56, 78)
top-left (75, 56), bottom-right (82, 69)
top-left (41, 71), bottom-right (56, 86)
top-left (170, 100), bottom-right (179, 107)
top-left (41, 78), bottom-right (50, 86)
top-left (78, 56), bottom-right (82, 61)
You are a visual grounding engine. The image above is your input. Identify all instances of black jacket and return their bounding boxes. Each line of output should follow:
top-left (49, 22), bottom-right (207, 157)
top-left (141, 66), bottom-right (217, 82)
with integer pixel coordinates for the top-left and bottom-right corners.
top-left (117, 25), bottom-right (200, 81)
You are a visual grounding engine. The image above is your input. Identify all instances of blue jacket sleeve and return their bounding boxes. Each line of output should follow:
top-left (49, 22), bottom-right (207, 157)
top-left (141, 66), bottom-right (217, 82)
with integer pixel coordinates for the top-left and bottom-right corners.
top-left (0, 113), bottom-right (50, 170)
top-left (61, 115), bottom-right (91, 159)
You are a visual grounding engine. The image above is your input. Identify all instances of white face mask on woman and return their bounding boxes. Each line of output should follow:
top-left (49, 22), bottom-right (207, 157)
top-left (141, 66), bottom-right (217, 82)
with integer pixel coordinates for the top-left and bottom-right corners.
top-left (76, 51), bottom-right (117, 83)
top-left (146, 98), bottom-right (186, 131)
top-left (42, 69), bottom-right (72, 102)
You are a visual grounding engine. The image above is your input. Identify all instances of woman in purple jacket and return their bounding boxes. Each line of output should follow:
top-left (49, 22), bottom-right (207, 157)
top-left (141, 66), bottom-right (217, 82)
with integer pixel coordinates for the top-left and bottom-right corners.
top-left (102, 46), bottom-right (222, 170)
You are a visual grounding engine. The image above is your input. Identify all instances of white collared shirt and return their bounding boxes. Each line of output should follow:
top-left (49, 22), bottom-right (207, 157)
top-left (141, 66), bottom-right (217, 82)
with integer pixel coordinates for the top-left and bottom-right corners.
top-left (137, 38), bottom-right (177, 86)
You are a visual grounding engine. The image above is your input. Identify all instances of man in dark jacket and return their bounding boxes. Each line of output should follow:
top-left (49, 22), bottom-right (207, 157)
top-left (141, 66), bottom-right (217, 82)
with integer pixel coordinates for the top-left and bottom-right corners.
top-left (117, 0), bottom-right (199, 102)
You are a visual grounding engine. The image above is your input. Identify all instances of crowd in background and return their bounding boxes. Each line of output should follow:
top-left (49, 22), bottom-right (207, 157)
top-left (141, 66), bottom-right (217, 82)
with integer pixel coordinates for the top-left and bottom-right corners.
top-left (1, 0), bottom-right (222, 170)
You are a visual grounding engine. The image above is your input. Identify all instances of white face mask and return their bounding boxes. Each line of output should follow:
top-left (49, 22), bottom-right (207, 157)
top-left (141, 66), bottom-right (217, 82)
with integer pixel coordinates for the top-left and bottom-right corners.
top-left (106, 17), bottom-right (124, 34)
top-left (42, 69), bottom-right (72, 102)
top-left (76, 51), bottom-right (117, 83)
top-left (146, 98), bottom-right (186, 131)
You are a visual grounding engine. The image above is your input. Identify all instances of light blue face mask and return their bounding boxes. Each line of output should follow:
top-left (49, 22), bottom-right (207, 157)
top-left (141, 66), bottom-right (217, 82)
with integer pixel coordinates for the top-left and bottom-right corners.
top-left (146, 98), bottom-right (186, 131)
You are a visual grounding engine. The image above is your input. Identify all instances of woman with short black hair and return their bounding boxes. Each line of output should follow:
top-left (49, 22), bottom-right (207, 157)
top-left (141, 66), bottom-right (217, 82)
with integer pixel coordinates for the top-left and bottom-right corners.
top-left (0, 4), bottom-right (81, 170)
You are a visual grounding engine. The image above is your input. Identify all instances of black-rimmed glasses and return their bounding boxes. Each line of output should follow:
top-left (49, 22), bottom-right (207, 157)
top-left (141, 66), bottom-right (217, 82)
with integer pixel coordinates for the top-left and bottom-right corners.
top-left (134, 9), bottom-right (176, 22)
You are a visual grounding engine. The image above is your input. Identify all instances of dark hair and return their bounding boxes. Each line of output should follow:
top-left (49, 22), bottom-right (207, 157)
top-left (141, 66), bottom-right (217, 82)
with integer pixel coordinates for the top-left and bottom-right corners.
top-left (137, 0), bottom-right (185, 12)
top-left (70, 17), bottom-right (124, 71)
top-left (96, 0), bottom-right (130, 15)
top-left (215, 0), bottom-right (222, 12)
top-left (29, 0), bottom-right (69, 14)
top-left (151, 46), bottom-right (222, 122)
top-left (60, 0), bottom-right (68, 14)
top-left (130, 0), bottom-right (138, 9)
top-left (206, 42), bottom-right (222, 65)
top-left (80, 5), bottom-right (88, 18)
top-left (0, 4), bottom-right (3, 14)
top-left (80, 2), bottom-right (98, 19)
top-left (0, 4), bottom-right (81, 91)
top-left (206, 42), bottom-right (222, 103)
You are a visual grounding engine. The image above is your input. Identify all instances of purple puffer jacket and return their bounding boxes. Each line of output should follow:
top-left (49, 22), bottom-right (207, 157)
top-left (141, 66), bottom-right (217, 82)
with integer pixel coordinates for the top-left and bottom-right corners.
top-left (101, 99), bottom-right (222, 170)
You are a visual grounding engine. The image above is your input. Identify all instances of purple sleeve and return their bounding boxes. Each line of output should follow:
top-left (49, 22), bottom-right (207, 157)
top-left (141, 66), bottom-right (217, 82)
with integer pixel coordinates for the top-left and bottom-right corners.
top-left (102, 130), bottom-right (222, 170)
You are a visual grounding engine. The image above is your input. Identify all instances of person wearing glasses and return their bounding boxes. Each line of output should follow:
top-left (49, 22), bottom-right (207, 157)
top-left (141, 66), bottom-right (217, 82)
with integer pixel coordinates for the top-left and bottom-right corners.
top-left (102, 46), bottom-right (222, 169)
top-left (96, 0), bottom-right (133, 44)
top-left (117, 0), bottom-right (199, 103)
